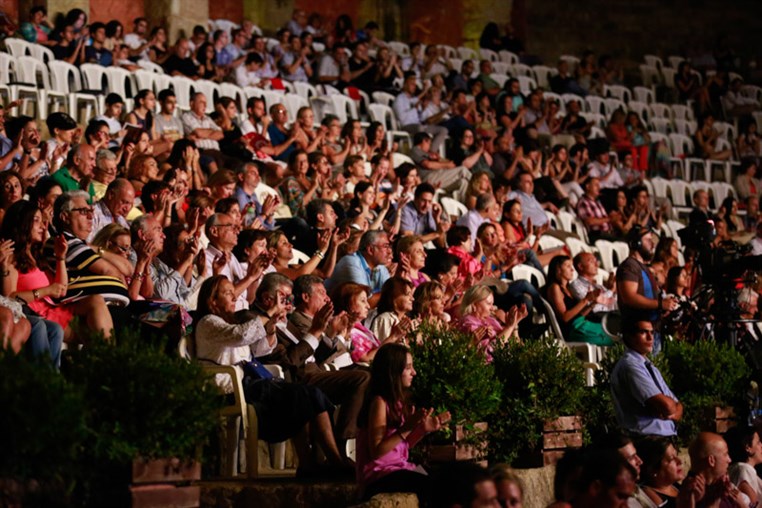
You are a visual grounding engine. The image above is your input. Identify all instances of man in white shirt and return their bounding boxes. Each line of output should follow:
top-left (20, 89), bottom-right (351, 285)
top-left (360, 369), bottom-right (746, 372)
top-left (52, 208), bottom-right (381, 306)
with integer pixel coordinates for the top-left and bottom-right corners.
top-left (204, 213), bottom-right (264, 311)
top-left (89, 178), bottom-right (134, 243)
top-left (317, 44), bottom-right (349, 86)
top-left (181, 93), bottom-right (223, 151)
top-left (570, 252), bottom-right (617, 313)
top-left (750, 220), bottom-right (762, 256)
top-left (587, 150), bottom-right (624, 189)
top-left (393, 71), bottom-right (448, 154)
top-left (123, 17), bottom-right (149, 60)
top-left (235, 53), bottom-right (266, 88)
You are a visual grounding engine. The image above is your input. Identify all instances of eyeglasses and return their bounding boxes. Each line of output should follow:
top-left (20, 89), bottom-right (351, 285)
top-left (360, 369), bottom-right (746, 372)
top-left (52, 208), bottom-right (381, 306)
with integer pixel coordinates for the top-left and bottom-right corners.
top-left (374, 243), bottom-right (392, 250)
top-left (70, 207), bottom-right (95, 217)
top-left (277, 291), bottom-right (295, 305)
top-left (216, 223), bottom-right (240, 231)
top-left (113, 244), bottom-right (131, 254)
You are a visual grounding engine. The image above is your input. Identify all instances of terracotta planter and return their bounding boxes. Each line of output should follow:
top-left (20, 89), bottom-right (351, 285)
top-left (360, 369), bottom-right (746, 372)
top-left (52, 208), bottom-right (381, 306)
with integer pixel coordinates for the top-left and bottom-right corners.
top-left (130, 458), bottom-right (201, 508)
top-left (515, 416), bottom-right (583, 468)
top-left (702, 406), bottom-right (737, 433)
top-left (427, 422), bottom-right (489, 467)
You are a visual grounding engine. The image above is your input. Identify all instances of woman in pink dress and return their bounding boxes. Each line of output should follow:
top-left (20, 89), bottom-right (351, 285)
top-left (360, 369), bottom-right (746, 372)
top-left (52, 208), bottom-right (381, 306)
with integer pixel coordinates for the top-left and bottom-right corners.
top-left (356, 343), bottom-right (451, 503)
top-left (1, 201), bottom-right (113, 341)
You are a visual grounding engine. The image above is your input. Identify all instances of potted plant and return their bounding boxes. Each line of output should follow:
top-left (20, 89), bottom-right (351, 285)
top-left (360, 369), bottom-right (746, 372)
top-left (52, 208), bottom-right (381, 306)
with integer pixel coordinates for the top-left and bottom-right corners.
top-left (660, 339), bottom-right (750, 441)
top-left (490, 337), bottom-right (587, 467)
top-left (65, 328), bottom-right (220, 507)
top-left (408, 322), bottom-right (502, 464)
top-left (0, 348), bottom-right (87, 507)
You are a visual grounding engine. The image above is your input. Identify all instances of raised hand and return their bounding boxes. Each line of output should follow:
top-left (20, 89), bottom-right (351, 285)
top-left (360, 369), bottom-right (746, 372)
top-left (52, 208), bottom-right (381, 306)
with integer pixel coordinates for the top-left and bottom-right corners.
top-left (212, 252), bottom-right (229, 275)
top-left (311, 301), bottom-right (335, 335)
top-left (0, 239), bottom-right (15, 268)
top-left (53, 235), bottom-right (68, 260)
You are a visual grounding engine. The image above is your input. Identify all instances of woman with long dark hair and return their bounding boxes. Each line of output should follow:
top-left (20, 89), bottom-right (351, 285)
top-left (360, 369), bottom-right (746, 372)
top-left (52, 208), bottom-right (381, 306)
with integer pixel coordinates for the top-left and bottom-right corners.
top-left (356, 343), bottom-right (450, 503)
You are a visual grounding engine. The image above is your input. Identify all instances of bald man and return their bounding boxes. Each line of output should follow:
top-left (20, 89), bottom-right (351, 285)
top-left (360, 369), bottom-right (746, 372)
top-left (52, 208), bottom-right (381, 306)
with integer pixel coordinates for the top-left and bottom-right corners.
top-left (687, 432), bottom-right (748, 508)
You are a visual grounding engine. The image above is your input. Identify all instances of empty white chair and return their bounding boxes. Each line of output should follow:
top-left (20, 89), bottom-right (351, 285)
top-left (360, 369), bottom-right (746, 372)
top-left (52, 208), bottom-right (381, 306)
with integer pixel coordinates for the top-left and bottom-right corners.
top-left (611, 242), bottom-right (630, 267)
top-left (138, 60), bottom-right (164, 73)
top-left (499, 50), bottom-right (519, 65)
top-left (5, 38), bottom-right (31, 57)
top-left (667, 180), bottom-right (692, 214)
top-left (585, 96), bottom-right (606, 115)
top-left (565, 237), bottom-right (592, 258)
top-left (480, 48), bottom-right (499, 62)
top-left (632, 86), bottom-right (655, 104)
top-left (372, 91), bottom-right (395, 107)
top-left (511, 264), bottom-right (546, 288)
top-left (529, 66), bottom-right (553, 89)
top-left (668, 56), bottom-right (685, 69)
top-left (649, 177), bottom-right (670, 200)
top-left (283, 93), bottom-right (309, 123)
top-left (559, 55), bottom-right (580, 68)
top-left (491, 73), bottom-right (510, 89)
top-left (594, 240), bottom-right (616, 272)
top-left (293, 81), bottom-right (320, 101)
top-left (639, 65), bottom-right (660, 87)
top-left (517, 75), bottom-right (536, 94)
top-left (673, 119), bottom-right (697, 136)
top-left (649, 102), bottom-right (672, 119)
top-left (661, 68), bottom-right (677, 89)
top-left (713, 121), bottom-right (736, 142)
top-left (440, 196), bottom-right (467, 220)
top-left (28, 43), bottom-right (55, 63)
top-left (172, 76), bottom-right (195, 113)
top-left (47, 60), bottom-right (98, 121)
top-left (710, 182), bottom-right (736, 206)
top-left (387, 41), bottom-right (410, 56)
top-left (325, 93), bottom-right (359, 125)
top-left (105, 66), bottom-right (137, 110)
top-left (644, 55), bottom-right (663, 70)
top-left (511, 63), bottom-right (533, 78)
top-left (604, 84), bottom-right (632, 104)
top-left (556, 210), bottom-right (576, 232)
top-left (438, 45), bottom-right (458, 59)
top-left (649, 117), bottom-right (673, 135)
top-left (134, 69), bottom-right (157, 94)
top-left (669, 133), bottom-right (708, 180)
top-left (457, 46), bottom-right (478, 60)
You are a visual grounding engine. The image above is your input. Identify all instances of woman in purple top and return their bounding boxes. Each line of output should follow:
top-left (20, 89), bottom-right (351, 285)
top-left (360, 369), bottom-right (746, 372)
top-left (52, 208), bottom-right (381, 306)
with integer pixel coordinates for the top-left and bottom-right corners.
top-left (356, 343), bottom-right (451, 503)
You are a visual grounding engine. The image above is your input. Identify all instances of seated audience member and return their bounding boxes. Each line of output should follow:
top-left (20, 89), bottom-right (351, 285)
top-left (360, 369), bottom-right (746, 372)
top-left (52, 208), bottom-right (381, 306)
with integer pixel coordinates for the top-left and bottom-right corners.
top-left (636, 436), bottom-right (691, 508)
top-left (90, 149), bottom-right (118, 201)
top-left (394, 72), bottom-right (448, 154)
top-left (490, 465), bottom-right (525, 508)
top-left (2, 199), bottom-right (114, 341)
top-left (182, 93), bottom-right (224, 156)
top-left (162, 38), bottom-right (201, 78)
top-left (398, 183), bottom-right (447, 246)
top-left (688, 432), bottom-right (749, 508)
top-left (735, 159), bottom-right (760, 203)
top-left (457, 284), bottom-right (527, 361)
top-left (236, 52), bottom-right (266, 88)
top-left (500, 199), bottom-right (553, 270)
top-left (85, 22), bottom-right (113, 66)
top-left (695, 114), bottom-right (733, 161)
top-left (280, 34), bottom-right (313, 82)
top-left (587, 145), bottom-right (624, 190)
top-left (431, 462), bottom-right (503, 508)
top-left (203, 213), bottom-right (263, 310)
top-left (333, 283), bottom-right (411, 363)
top-left (268, 228), bottom-right (343, 280)
top-left (570, 252), bottom-right (617, 313)
top-left (153, 224), bottom-right (206, 307)
top-left (412, 281), bottom-right (452, 325)
top-left (546, 255), bottom-right (613, 346)
top-left (575, 177), bottom-right (615, 242)
top-left (235, 162), bottom-right (278, 230)
top-left (155, 89), bottom-right (185, 143)
top-left (368, 277), bottom-right (415, 342)
top-left (326, 230), bottom-right (392, 304)
top-left (566, 449), bottom-right (638, 508)
top-left (506, 171), bottom-right (561, 231)
top-left (89, 178), bottom-right (134, 243)
top-left (395, 235), bottom-right (430, 287)
top-left (688, 189), bottom-right (712, 226)
top-left (317, 43), bottom-right (350, 86)
top-left (610, 319), bottom-right (681, 437)
top-left (410, 132), bottom-right (471, 196)
top-left (52, 144), bottom-right (96, 200)
top-left (726, 426), bottom-right (762, 504)
top-left (267, 103), bottom-right (300, 162)
top-left (355, 344), bottom-right (450, 503)
top-left (456, 192), bottom-right (496, 242)
top-left (447, 226), bottom-right (483, 280)
top-left (194, 274), bottom-right (349, 476)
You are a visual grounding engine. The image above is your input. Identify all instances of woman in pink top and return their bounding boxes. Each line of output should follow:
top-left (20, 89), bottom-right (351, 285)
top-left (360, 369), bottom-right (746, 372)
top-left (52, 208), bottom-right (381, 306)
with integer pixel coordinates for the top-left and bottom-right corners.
top-left (356, 343), bottom-right (451, 503)
top-left (457, 284), bottom-right (526, 361)
top-left (333, 282), bottom-right (411, 363)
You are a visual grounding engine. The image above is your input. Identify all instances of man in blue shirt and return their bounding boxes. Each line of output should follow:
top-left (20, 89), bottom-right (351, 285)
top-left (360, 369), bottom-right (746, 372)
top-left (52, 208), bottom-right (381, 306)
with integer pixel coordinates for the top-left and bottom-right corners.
top-left (234, 162), bottom-right (277, 230)
top-left (399, 182), bottom-right (446, 246)
top-left (610, 319), bottom-right (682, 437)
top-left (325, 230), bottom-right (391, 307)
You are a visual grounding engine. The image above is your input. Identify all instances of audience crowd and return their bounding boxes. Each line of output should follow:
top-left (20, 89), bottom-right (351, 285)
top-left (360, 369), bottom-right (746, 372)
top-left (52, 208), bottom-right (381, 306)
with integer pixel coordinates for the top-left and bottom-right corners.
top-left (1, 8), bottom-right (762, 508)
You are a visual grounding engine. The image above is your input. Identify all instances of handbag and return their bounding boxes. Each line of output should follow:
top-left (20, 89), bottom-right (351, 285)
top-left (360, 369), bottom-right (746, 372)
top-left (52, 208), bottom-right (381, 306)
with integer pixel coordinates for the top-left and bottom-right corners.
top-left (241, 358), bottom-right (274, 381)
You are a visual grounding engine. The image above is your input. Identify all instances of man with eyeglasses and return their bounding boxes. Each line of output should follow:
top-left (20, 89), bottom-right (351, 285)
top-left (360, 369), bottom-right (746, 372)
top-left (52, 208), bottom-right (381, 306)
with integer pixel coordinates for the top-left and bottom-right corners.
top-left (610, 319), bottom-right (682, 438)
top-left (89, 178), bottom-right (134, 243)
top-left (204, 213), bottom-right (268, 311)
top-left (325, 230), bottom-right (392, 307)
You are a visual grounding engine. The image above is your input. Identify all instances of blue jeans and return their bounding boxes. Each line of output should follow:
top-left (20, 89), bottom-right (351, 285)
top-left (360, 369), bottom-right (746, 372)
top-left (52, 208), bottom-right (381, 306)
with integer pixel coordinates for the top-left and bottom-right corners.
top-left (25, 315), bottom-right (64, 368)
top-left (497, 279), bottom-right (543, 317)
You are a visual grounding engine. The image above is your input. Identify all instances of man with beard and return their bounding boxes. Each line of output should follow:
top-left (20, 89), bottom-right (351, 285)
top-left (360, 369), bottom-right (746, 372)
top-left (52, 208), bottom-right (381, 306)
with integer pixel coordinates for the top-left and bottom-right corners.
top-left (616, 225), bottom-right (678, 354)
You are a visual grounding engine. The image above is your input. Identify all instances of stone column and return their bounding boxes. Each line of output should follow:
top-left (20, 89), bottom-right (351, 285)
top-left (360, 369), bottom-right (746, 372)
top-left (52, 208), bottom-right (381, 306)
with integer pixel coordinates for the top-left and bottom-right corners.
top-left (145, 0), bottom-right (207, 43)
top-left (242, 0), bottom-right (292, 33)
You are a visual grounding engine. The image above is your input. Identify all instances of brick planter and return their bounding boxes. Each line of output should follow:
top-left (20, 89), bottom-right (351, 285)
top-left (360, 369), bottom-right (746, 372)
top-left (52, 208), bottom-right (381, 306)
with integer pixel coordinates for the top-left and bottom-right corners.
top-left (515, 416), bottom-right (583, 468)
top-left (130, 458), bottom-right (201, 508)
top-left (426, 422), bottom-right (489, 467)
top-left (703, 406), bottom-right (737, 433)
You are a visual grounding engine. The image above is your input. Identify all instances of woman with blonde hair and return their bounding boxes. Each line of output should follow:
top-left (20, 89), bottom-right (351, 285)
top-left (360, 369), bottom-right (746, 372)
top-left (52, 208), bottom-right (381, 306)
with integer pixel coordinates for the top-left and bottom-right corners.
top-left (91, 224), bottom-right (131, 259)
top-left (457, 284), bottom-right (526, 361)
top-left (491, 465), bottom-right (524, 508)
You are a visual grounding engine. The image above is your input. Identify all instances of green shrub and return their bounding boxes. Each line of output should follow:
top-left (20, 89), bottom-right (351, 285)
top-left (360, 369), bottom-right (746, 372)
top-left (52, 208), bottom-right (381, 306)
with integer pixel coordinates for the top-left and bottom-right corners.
top-left (660, 339), bottom-right (750, 442)
top-left (489, 337), bottom-right (586, 465)
top-left (408, 322), bottom-right (502, 445)
top-left (65, 328), bottom-right (221, 464)
top-left (0, 348), bottom-right (86, 504)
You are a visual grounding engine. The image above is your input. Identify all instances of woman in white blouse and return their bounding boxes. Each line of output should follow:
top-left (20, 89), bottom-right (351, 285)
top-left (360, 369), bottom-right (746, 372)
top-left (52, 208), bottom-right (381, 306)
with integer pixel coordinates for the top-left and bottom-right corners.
top-left (727, 425), bottom-right (762, 505)
top-left (194, 275), bottom-right (347, 475)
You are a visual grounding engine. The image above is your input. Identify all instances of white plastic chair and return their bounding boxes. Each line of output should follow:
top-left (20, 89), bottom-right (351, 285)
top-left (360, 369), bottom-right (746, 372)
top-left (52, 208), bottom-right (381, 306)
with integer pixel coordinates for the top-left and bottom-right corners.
top-left (371, 91), bottom-right (395, 107)
top-left (480, 48), bottom-right (499, 62)
top-left (387, 41), bottom-right (410, 56)
top-left (661, 68), bottom-right (676, 89)
top-left (28, 43), bottom-right (55, 63)
top-left (289, 249), bottom-right (310, 265)
top-left (283, 93), bottom-right (309, 123)
top-left (193, 79), bottom-right (222, 113)
top-left (366, 103), bottom-right (412, 152)
top-left (172, 76), bottom-right (196, 113)
top-left (565, 237), bottom-right (593, 258)
top-left (559, 55), bottom-right (580, 68)
top-left (632, 86), bottom-right (655, 104)
top-left (627, 100), bottom-right (650, 124)
top-left (490, 73), bottom-right (509, 89)
top-left (48, 60), bottom-right (99, 120)
top-left (556, 210), bottom-right (576, 232)
top-left (667, 180), bottom-right (692, 214)
top-left (456, 47), bottom-right (477, 61)
top-left (611, 242), bottom-right (630, 267)
top-left (105, 66), bottom-right (137, 105)
top-left (673, 119), bottom-right (697, 136)
top-left (294, 81), bottom-right (320, 101)
top-left (649, 102), bottom-right (671, 119)
top-left (603, 84), bottom-right (632, 104)
top-left (649, 118), bottom-right (673, 135)
top-left (4, 38), bottom-right (31, 57)
top-left (138, 60), bottom-right (165, 73)
top-left (440, 196), bottom-right (467, 220)
top-left (511, 264), bottom-right (546, 288)
top-left (220, 82), bottom-right (247, 115)
top-left (594, 240), bottom-right (616, 272)
top-left (20, 57), bottom-right (67, 119)
top-left (668, 56), bottom-right (685, 69)
top-left (639, 64), bottom-right (660, 87)
top-left (499, 50), bottom-right (519, 65)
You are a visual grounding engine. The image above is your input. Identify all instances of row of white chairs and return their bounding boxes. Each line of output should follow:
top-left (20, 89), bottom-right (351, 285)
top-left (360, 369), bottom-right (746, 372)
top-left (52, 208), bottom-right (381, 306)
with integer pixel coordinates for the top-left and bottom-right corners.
top-left (646, 177), bottom-right (737, 214)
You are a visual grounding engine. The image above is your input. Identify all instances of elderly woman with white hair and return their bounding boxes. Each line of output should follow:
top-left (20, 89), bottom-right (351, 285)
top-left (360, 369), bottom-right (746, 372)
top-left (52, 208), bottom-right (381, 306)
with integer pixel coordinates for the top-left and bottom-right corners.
top-left (456, 284), bottom-right (527, 361)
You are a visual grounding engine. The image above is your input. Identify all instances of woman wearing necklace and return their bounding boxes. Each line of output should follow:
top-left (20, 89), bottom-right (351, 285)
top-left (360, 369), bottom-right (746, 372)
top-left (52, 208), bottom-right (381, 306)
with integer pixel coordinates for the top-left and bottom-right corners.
top-left (637, 437), bottom-right (686, 508)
